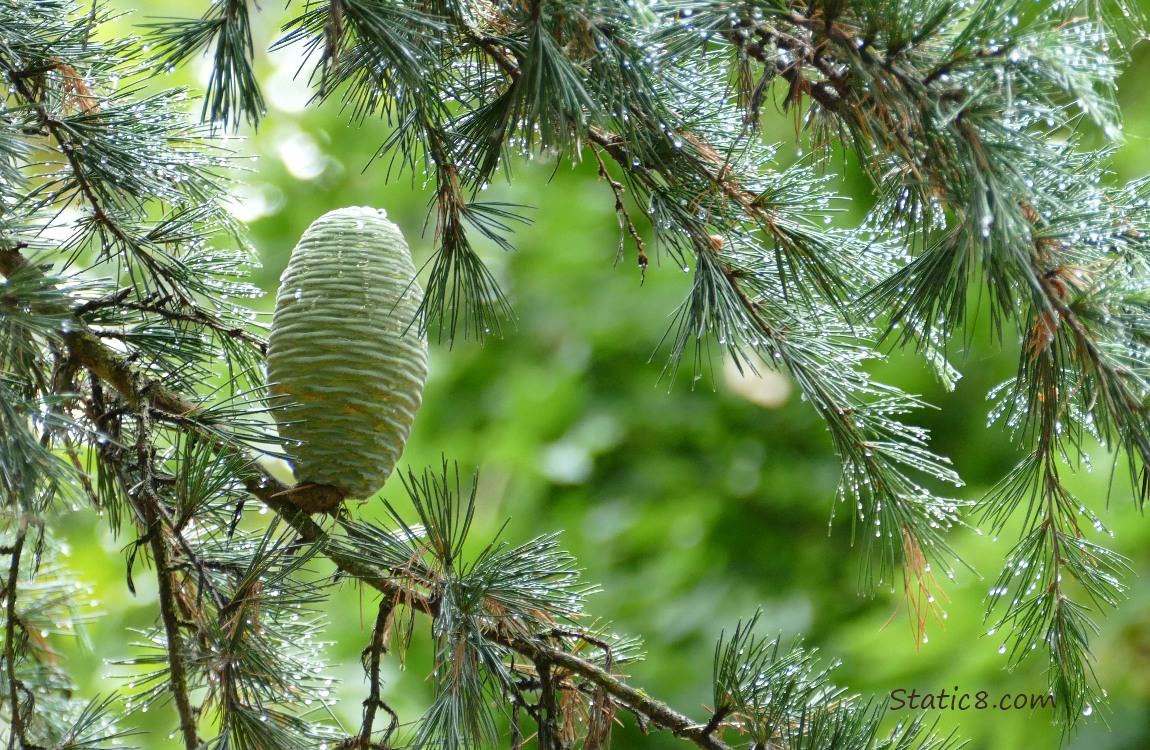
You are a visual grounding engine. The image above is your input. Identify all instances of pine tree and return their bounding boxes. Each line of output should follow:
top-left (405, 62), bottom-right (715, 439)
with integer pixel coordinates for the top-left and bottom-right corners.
top-left (0, 0), bottom-right (1147, 747)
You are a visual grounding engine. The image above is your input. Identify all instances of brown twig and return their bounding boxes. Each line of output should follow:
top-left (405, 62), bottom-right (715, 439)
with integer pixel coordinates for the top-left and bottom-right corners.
top-left (3, 518), bottom-right (29, 750)
top-left (358, 596), bottom-right (398, 748)
top-left (590, 144), bottom-right (647, 281)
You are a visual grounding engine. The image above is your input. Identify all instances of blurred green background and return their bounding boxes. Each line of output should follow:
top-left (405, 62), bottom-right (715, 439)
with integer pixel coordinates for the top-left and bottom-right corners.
top-left (50, 2), bottom-right (1150, 748)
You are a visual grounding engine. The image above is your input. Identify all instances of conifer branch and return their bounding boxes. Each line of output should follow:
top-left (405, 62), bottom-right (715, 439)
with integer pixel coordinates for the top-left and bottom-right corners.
top-left (134, 410), bottom-right (200, 750)
top-left (146, 0), bottom-right (264, 129)
top-left (101, 295), bottom-right (267, 354)
top-left (271, 5), bottom-right (959, 604)
top-left (1, 59), bottom-right (137, 259)
top-left (357, 597), bottom-right (399, 748)
top-left (3, 519), bottom-right (29, 749)
top-left (1, 244), bottom-right (733, 750)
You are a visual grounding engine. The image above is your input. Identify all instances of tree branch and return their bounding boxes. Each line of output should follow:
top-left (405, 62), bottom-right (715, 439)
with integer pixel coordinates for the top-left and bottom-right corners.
top-left (0, 245), bottom-right (732, 750)
top-left (3, 518), bottom-right (28, 750)
top-left (134, 409), bottom-right (200, 750)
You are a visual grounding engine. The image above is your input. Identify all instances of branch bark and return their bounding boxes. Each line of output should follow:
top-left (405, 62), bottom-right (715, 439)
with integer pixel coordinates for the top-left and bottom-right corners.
top-left (3, 518), bottom-right (28, 750)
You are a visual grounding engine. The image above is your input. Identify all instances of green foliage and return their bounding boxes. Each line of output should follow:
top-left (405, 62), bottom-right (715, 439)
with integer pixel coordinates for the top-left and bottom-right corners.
top-left (2, 0), bottom-right (1150, 747)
